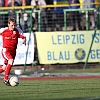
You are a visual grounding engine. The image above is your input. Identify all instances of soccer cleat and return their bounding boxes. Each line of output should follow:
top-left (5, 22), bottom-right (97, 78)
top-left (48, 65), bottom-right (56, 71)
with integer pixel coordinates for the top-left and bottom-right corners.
top-left (3, 80), bottom-right (11, 86)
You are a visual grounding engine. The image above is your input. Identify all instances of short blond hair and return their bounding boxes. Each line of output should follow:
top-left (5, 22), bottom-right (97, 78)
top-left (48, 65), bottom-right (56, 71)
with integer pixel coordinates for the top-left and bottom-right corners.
top-left (8, 18), bottom-right (16, 24)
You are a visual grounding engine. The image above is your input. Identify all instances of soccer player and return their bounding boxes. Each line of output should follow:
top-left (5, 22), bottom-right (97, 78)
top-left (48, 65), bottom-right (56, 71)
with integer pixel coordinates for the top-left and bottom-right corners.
top-left (0, 18), bottom-right (26, 86)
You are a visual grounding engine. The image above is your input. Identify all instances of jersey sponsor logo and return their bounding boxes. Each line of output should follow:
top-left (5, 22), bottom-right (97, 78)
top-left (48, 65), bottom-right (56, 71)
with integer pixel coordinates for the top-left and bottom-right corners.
top-left (5, 36), bottom-right (16, 39)
top-left (5, 37), bottom-right (11, 39)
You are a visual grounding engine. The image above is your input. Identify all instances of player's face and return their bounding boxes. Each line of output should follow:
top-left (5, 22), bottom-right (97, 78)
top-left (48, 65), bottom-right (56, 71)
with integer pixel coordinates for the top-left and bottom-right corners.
top-left (8, 21), bottom-right (15, 31)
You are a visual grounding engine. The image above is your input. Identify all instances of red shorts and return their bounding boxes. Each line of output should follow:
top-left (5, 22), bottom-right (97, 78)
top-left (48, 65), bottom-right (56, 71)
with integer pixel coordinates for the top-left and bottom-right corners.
top-left (1, 48), bottom-right (16, 65)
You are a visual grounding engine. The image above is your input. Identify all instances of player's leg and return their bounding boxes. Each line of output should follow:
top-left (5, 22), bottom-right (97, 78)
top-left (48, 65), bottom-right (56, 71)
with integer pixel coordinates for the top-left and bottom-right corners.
top-left (3, 58), bottom-right (13, 86)
top-left (4, 59), bottom-right (14, 80)
top-left (0, 66), bottom-right (4, 73)
top-left (0, 64), bottom-right (6, 73)
top-left (2, 49), bottom-right (15, 86)
top-left (3, 50), bottom-right (16, 86)
top-left (0, 59), bottom-right (8, 73)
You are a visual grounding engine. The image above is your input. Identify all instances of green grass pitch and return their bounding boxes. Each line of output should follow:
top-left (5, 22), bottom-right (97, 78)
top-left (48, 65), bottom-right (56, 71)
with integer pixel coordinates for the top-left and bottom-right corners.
top-left (0, 79), bottom-right (100, 100)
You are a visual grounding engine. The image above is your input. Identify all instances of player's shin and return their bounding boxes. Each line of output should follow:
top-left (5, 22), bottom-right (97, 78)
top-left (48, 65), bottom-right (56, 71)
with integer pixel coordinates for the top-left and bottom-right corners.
top-left (4, 64), bottom-right (12, 80)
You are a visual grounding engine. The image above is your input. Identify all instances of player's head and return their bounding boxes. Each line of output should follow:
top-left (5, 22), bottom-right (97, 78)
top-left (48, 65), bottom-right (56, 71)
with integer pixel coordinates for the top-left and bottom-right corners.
top-left (8, 18), bottom-right (16, 31)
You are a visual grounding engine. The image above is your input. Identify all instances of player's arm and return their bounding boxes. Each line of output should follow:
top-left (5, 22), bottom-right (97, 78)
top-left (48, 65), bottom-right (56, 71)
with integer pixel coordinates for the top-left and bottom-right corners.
top-left (15, 27), bottom-right (23, 35)
top-left (19, 34), bottom-right (26, 45)
top-left (16, 27), bottom-right (26, 45)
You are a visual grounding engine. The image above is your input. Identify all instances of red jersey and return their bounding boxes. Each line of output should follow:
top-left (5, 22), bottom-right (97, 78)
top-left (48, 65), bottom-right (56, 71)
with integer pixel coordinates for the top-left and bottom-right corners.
top-left (1, 28), bottom-right (25, 50)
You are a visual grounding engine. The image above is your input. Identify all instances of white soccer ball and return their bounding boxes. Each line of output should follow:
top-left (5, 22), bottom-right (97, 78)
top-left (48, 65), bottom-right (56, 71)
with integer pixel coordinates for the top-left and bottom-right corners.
top-left (9, 76), bottom-right (19, 86)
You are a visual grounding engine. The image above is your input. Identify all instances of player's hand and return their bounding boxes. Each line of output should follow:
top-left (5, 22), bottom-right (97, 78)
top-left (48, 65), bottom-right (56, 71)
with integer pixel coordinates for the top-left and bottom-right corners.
top-left (22, 37), bottom-right (26, 46)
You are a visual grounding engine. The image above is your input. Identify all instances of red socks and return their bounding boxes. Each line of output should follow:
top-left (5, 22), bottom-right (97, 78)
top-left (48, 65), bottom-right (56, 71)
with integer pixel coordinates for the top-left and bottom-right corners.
top-left (0, 66), bottom-right (4, 73)
top-left (4, 64), bottom-right (12, 80)
top-left (0, 64), bottom-right (12, 80)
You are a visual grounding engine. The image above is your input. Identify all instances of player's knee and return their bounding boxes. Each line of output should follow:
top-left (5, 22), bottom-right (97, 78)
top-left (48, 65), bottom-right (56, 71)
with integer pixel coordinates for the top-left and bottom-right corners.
top-left (2, 64), bottom-right (6, 70)
top-left (8, 59), bottom-right (13, 65)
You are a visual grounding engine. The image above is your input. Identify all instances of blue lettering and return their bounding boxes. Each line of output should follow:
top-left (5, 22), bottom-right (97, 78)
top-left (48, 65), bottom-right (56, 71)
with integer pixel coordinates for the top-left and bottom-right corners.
top-left (97, 49), bottom-right (100, 59)
top-left (80, 34), bottom-right (84, 44)
top-left (58, 35), bottom-right (62, 44)
top-left (66, 35), bottom-right (70, 44)
top-left (47, 51), bottom-right (52, 60)
top-left (63, 35), bottom-right (65, 44)
top-left (72, 34), bottom-right (75, 44)
top-left (29, 52), bottom-right (31, 57)
top-left (52, 35), bottom-right (70, 45)
top-left (65, 51), bottom-right (70, 60)
top-left (16, 53), bottom-right (24, 59)
top-left (16, 52), bottom-right (31, 60)
top-left (18, 41), bottom-right (23, 46)
top-left (52, 36), bottom-right (56, 45)
top-left (59, 51), bottom-right (64, 60)
top-left (47, 51), bottom-right (70, 61)
top-left (90, 49), bottom-right (100, 59)
top-left (90, 50), bottom-right (95, 59)
top-left (59, 51), bottom-right (70, 60)
top-left (53, 51), bottom-right (57, 60)
top-left (52, 34), bottom-right (84, 45)
top-left (72, 34), bottom-right (84, 44)
top-left (93, 34), bottom-right (100, 43)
